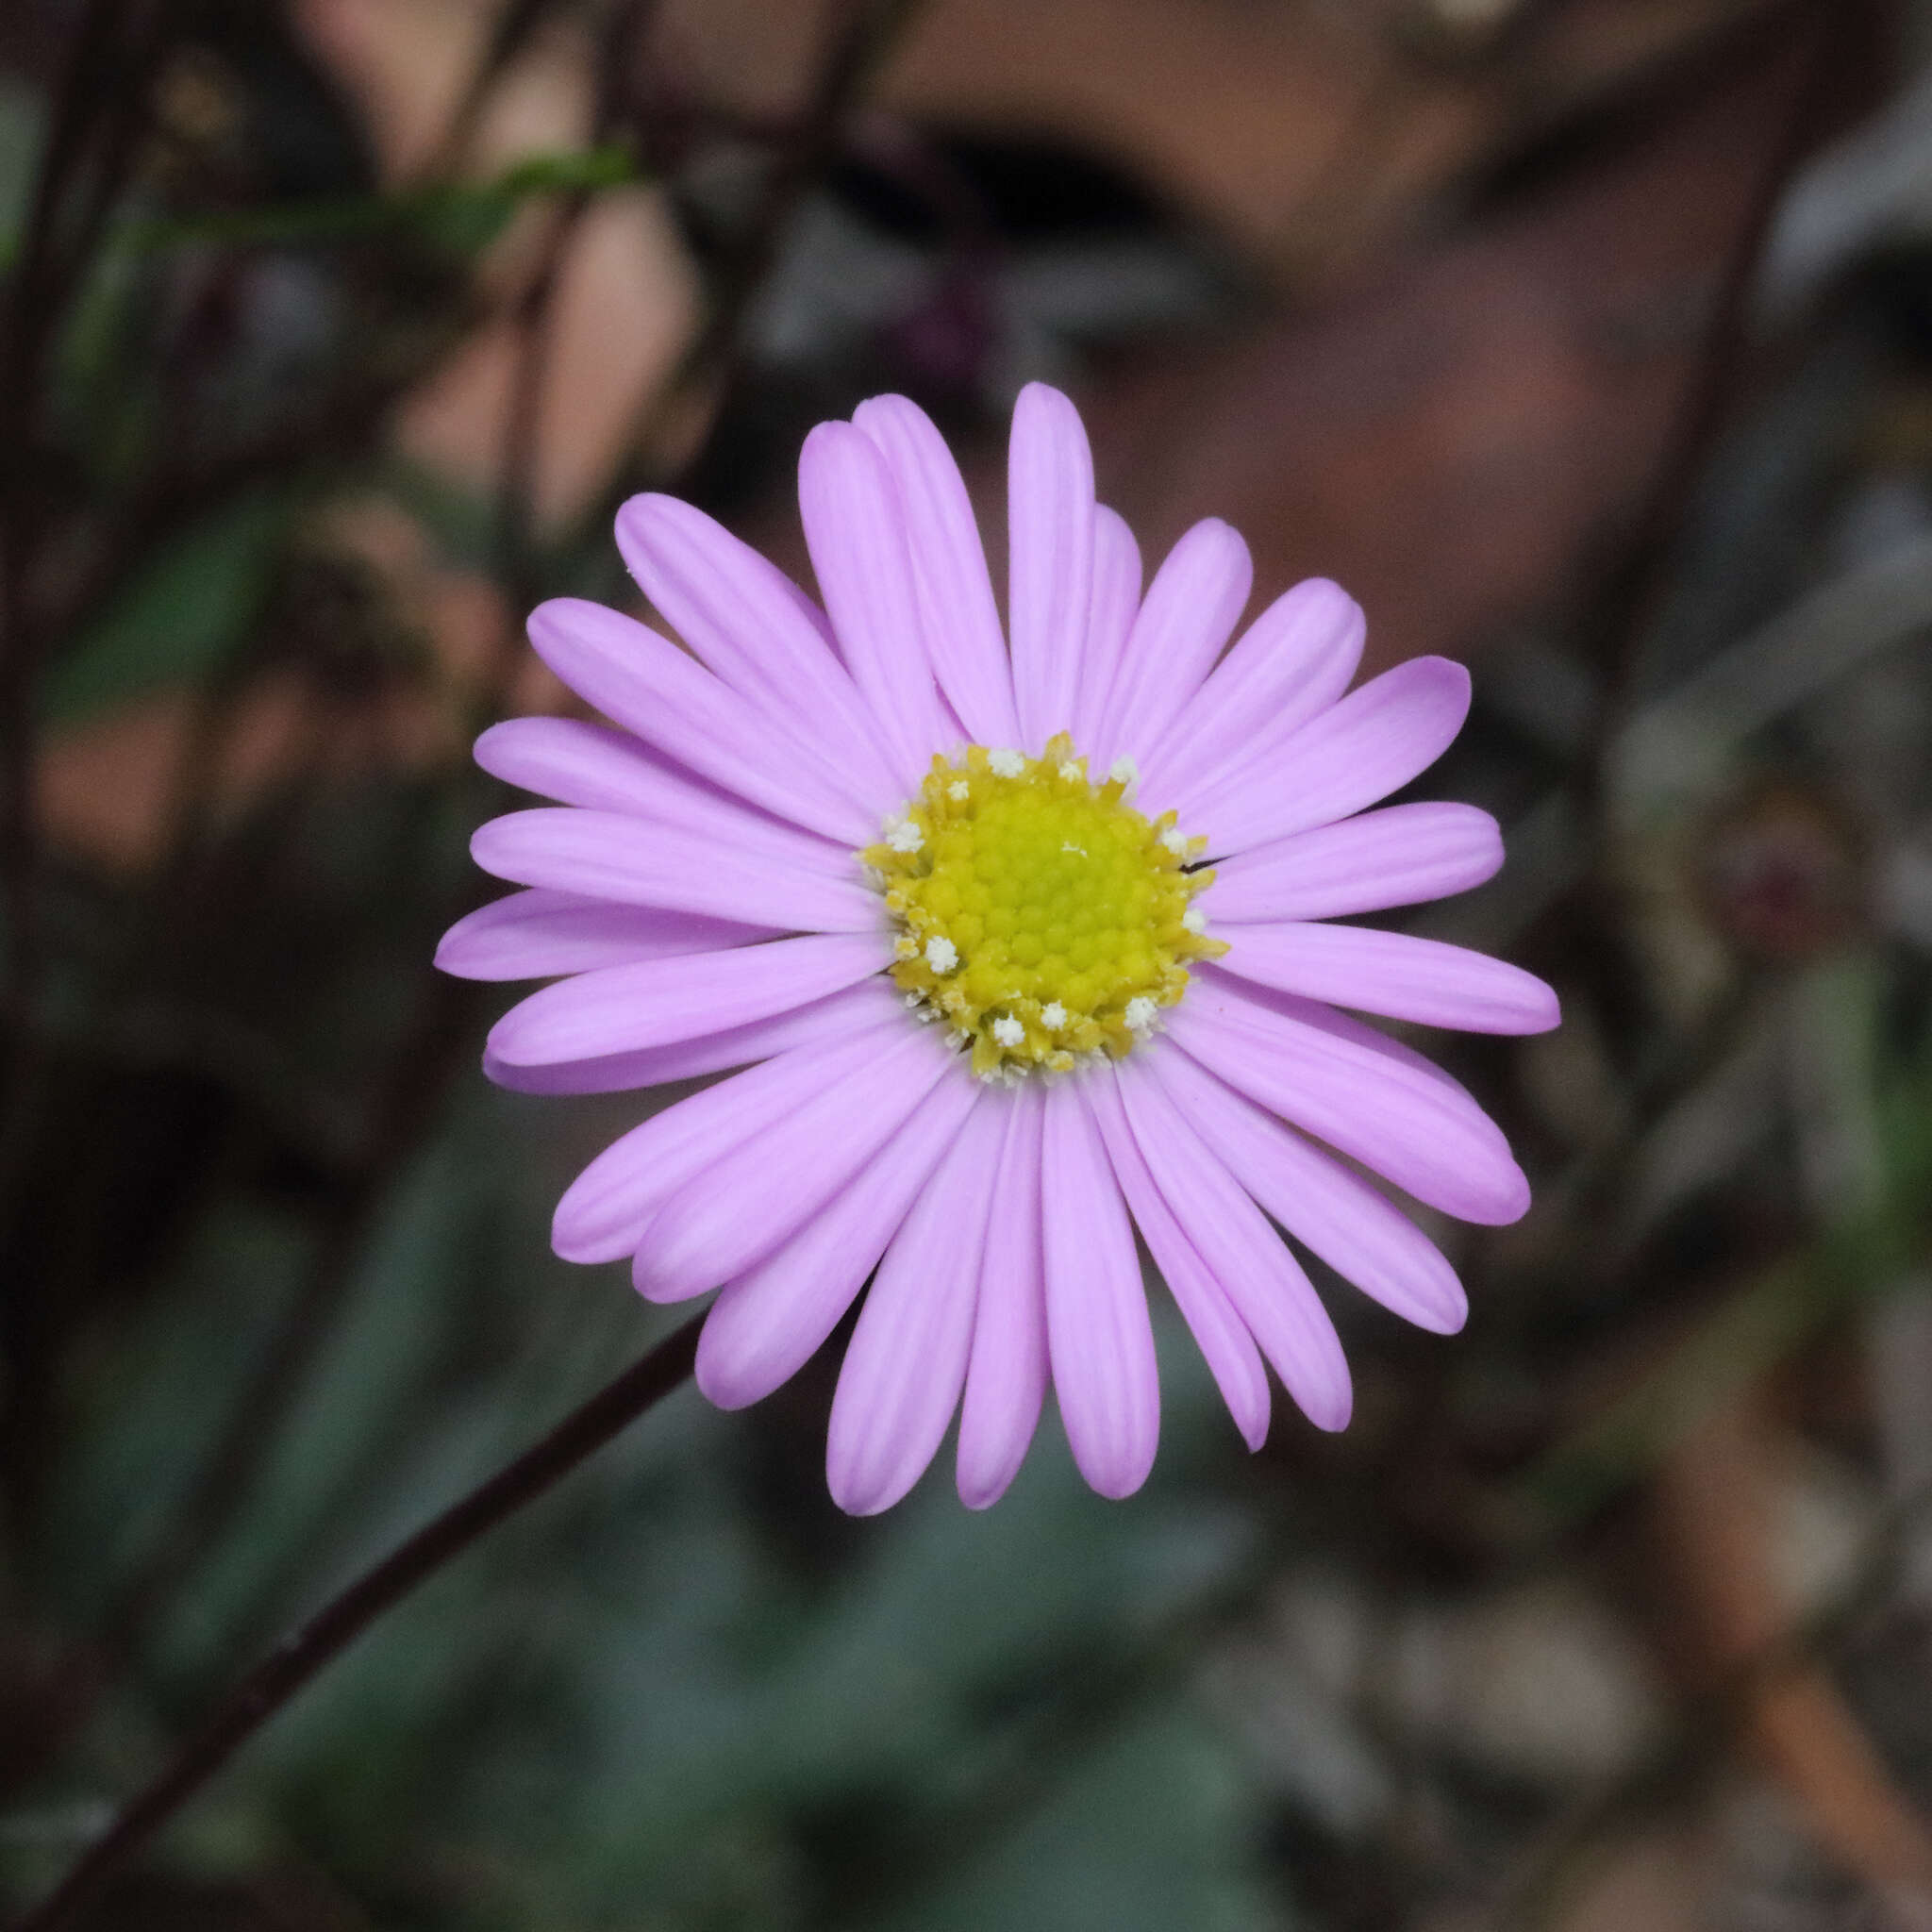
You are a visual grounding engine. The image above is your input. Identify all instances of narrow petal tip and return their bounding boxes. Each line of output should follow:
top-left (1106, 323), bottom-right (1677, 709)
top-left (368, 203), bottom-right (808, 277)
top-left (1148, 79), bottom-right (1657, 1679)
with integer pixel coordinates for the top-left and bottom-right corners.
top-left (826, 1474), bottom-right (900, 1519)
top-left (1416, 1283), bottom-right (1471, 1338)
top-left (1420, 652), bottom-right (1474, 718)
top-left (1293, 575), bottom-right (1358, 615)
top-left (1465, 1160), bottom-right (1534, 1228)
top-left (1305, 1373), bottom-right (1355, 1434)
top-left (955, 1463), bottom-right (1014, 1512)
top-left (692, 1331), bottom-right (761, 1412)
top-left (1233, 1404), bottom-right (1270, 1456)
top-left (1523, 979), bottom-right (1564, 1035)
top-left (629, 1209), bottom-right (725, 1304)
top-left (550, 1205), bottom-right (629, 1270)
top-left (1076, 1441), bottom-right (1157, 1502)
top-left (797, 416), bottom-right (859, 478)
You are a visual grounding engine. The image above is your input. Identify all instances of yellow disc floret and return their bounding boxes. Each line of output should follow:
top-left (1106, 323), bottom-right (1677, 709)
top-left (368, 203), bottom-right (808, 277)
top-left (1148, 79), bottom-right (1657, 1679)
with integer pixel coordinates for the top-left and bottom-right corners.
top-left (862, 733), bottom-right (1226, 1079)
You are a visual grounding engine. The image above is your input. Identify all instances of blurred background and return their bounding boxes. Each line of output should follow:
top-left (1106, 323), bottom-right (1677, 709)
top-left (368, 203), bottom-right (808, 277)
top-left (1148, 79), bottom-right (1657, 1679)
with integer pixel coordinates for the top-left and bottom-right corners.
top-left (4, 0), bottom-right (1932, 1926)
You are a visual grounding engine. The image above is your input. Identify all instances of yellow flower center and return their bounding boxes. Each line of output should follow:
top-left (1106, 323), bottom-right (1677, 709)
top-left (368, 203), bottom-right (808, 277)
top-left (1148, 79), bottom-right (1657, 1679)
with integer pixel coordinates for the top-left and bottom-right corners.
top-left (863, 733), bottom-right (1225, 1079)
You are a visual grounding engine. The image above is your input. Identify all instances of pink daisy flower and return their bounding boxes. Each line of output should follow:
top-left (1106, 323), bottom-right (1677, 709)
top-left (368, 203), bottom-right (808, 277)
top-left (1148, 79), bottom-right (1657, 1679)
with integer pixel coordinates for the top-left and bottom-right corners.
top-left (437, 383), bottom-right (1557, 1514)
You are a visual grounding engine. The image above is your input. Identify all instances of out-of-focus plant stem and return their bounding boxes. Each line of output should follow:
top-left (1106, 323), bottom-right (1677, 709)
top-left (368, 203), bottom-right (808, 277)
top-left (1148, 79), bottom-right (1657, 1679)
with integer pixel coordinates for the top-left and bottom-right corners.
top-left (11, 0), bottom-right (928, 1875)
top-left (100, 0), bottom-right (928, 1717)
top-left (411, 0), bottom-right (580, 188)
top-left (0, 0), bottom-right (184, 1557)
top-left (8, 1312), bottom-right (704, 1932)
top-left (95, 186), bottom-right (589, 1674)
top-left (625, 0), bottom-right (927, 452)
top-left (1577, 0), bottom-right (1857, 821)
top-left (0, 0), bottom-right (147, 1165)
top-left (0, 0), bottom-right (183, 1024)
top-left (0, 0), bottom-right (125, 1013)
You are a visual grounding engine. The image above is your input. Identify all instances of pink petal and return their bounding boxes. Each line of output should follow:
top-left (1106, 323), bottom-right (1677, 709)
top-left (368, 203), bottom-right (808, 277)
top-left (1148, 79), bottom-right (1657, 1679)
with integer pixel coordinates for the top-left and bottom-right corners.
top-left (526, 598), bottom-right (872, 845)
top-left (797, 421), bottom-right (950, 791)
top-left (476, 716), bottom-right (686, 812)
top-left (1167, 970), bottom-right (1530, 1225)
top-left (1008, 383), bottom-right (1096, 750)
top-left (1068, 506), bottom-right (1142, 753)
top-left (1207, 802), bottom-right (1503, 924)
top-left (1094, 518), bottom-right (1251, 774)
top-left (1115, 1059), bottom-right (1352, 1431)
top-left (487, 932), bottom-right (886, 1067)
top-left (827, 1093), bottom-right (1003, 1514)
top-left (956, 1081), bottom-right (1049, 1509)
top-left (1086, 1066), bottom-right (1270, 1452)
top-left (471, 808), bottom-right (878, 934)
top-left (436, 890), bottom-right (770, 982)
top-left (1213, 922), bottom-right (1559, 1035)
top-left (483, 981), bottom-right (886, 1093)
top-left (853, 393), bottom-right (1021, 747)
top-left (476, 718), bottom-right (851, 874)
top-left (1149, 1048), bottom-right (1467, 1333)
top-left (629, 1024), bottom-right (956, 1302)
top-left (613, 494), bottom-right (899, 807)
top-left (1189, 656), bottom-right (1472, 856)
top-left (1140, 577), bottom-right (1363, 815)
top-left (696, 1071), bottom-right (978, 1408)
top-left (549, 988), bottom-right (905, 1261)
top-left (1041, 1078), bottom-right (1158, 1500)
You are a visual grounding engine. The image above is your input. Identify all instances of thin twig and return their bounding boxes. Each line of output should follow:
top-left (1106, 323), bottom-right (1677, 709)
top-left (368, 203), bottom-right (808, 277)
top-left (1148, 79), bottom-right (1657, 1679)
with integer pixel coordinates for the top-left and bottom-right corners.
top-left (0, 0), bottom-right (135, 1071)
top-left (0, 0), bottom-right (178, 1045)
top-left (1577, 0), bottom-right (1854, 813)
top-left (93, 59), bottom-right (598, 1675)
top-left (8, 1312), bottom-right (703, 1932)
top-left (411, 0), bottom-right (573, 187)
top-left (22, 0), bottom-right (925, 1875)
top-left (624, 0), bottom-right (925, 450)
top-left (0, 0), bottom-right (180, 1536)
top-left (102, 0), bottom-right (925, 1661)
top-left (96, 968), bottom-right (491, 1659)
top-left (488, 192), bottom-right (584, 630)
top-left (710, 0), bottom-right (919, 320)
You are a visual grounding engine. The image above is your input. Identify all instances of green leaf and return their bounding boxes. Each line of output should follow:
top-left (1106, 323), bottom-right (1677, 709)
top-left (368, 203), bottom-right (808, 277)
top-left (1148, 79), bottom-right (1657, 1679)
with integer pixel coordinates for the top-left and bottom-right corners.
top-left (39, 491), bottom-right (292, 725)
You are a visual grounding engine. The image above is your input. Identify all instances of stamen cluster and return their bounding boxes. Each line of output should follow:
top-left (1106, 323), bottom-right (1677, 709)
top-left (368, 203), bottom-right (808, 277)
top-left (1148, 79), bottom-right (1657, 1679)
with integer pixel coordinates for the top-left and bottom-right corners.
top-left (864, 733), bottom-right (1224, 1078)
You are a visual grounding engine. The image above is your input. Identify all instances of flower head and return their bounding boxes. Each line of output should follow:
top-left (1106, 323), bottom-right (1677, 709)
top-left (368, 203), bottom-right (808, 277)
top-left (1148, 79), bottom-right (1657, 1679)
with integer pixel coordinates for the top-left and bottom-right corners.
top-left (437, 384), bottom-right (1558, 1514)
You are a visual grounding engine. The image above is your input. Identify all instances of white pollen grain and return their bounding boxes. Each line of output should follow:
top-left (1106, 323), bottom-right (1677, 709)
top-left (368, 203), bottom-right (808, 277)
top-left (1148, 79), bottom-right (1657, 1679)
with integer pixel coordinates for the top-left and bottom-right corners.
top-left (988, 748), bottom-right (1024, 777)
top-left (991, 1014), bottom-right (1024, 1048)
top-left (886, 820), bottom-right (924, 854)
top-left (1060, 841), bottom-right (1087, 858)
top-left (924, 936), bottom-right (958, 973)
top-left (947, 779), bottom-right (970, 802)
top-left (1160, 827), bottom-right (1188, 856)
top-left (1124, 996), bottom-right (1158, 1032)
top-left (1182, 908), bottom-right (1207, 935)
top-left (1108, 757), bottom-right (1139, 787)
top-left (1057, 760), bottom-right (1082, 781)
top-left (1041, 1001), bottom-right (1068, 1029)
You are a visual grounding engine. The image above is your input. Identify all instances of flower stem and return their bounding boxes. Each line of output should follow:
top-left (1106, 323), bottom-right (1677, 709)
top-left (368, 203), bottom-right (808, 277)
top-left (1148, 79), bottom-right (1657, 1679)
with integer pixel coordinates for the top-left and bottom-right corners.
top-left (11, 1312), bottom-right (704, 1932)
